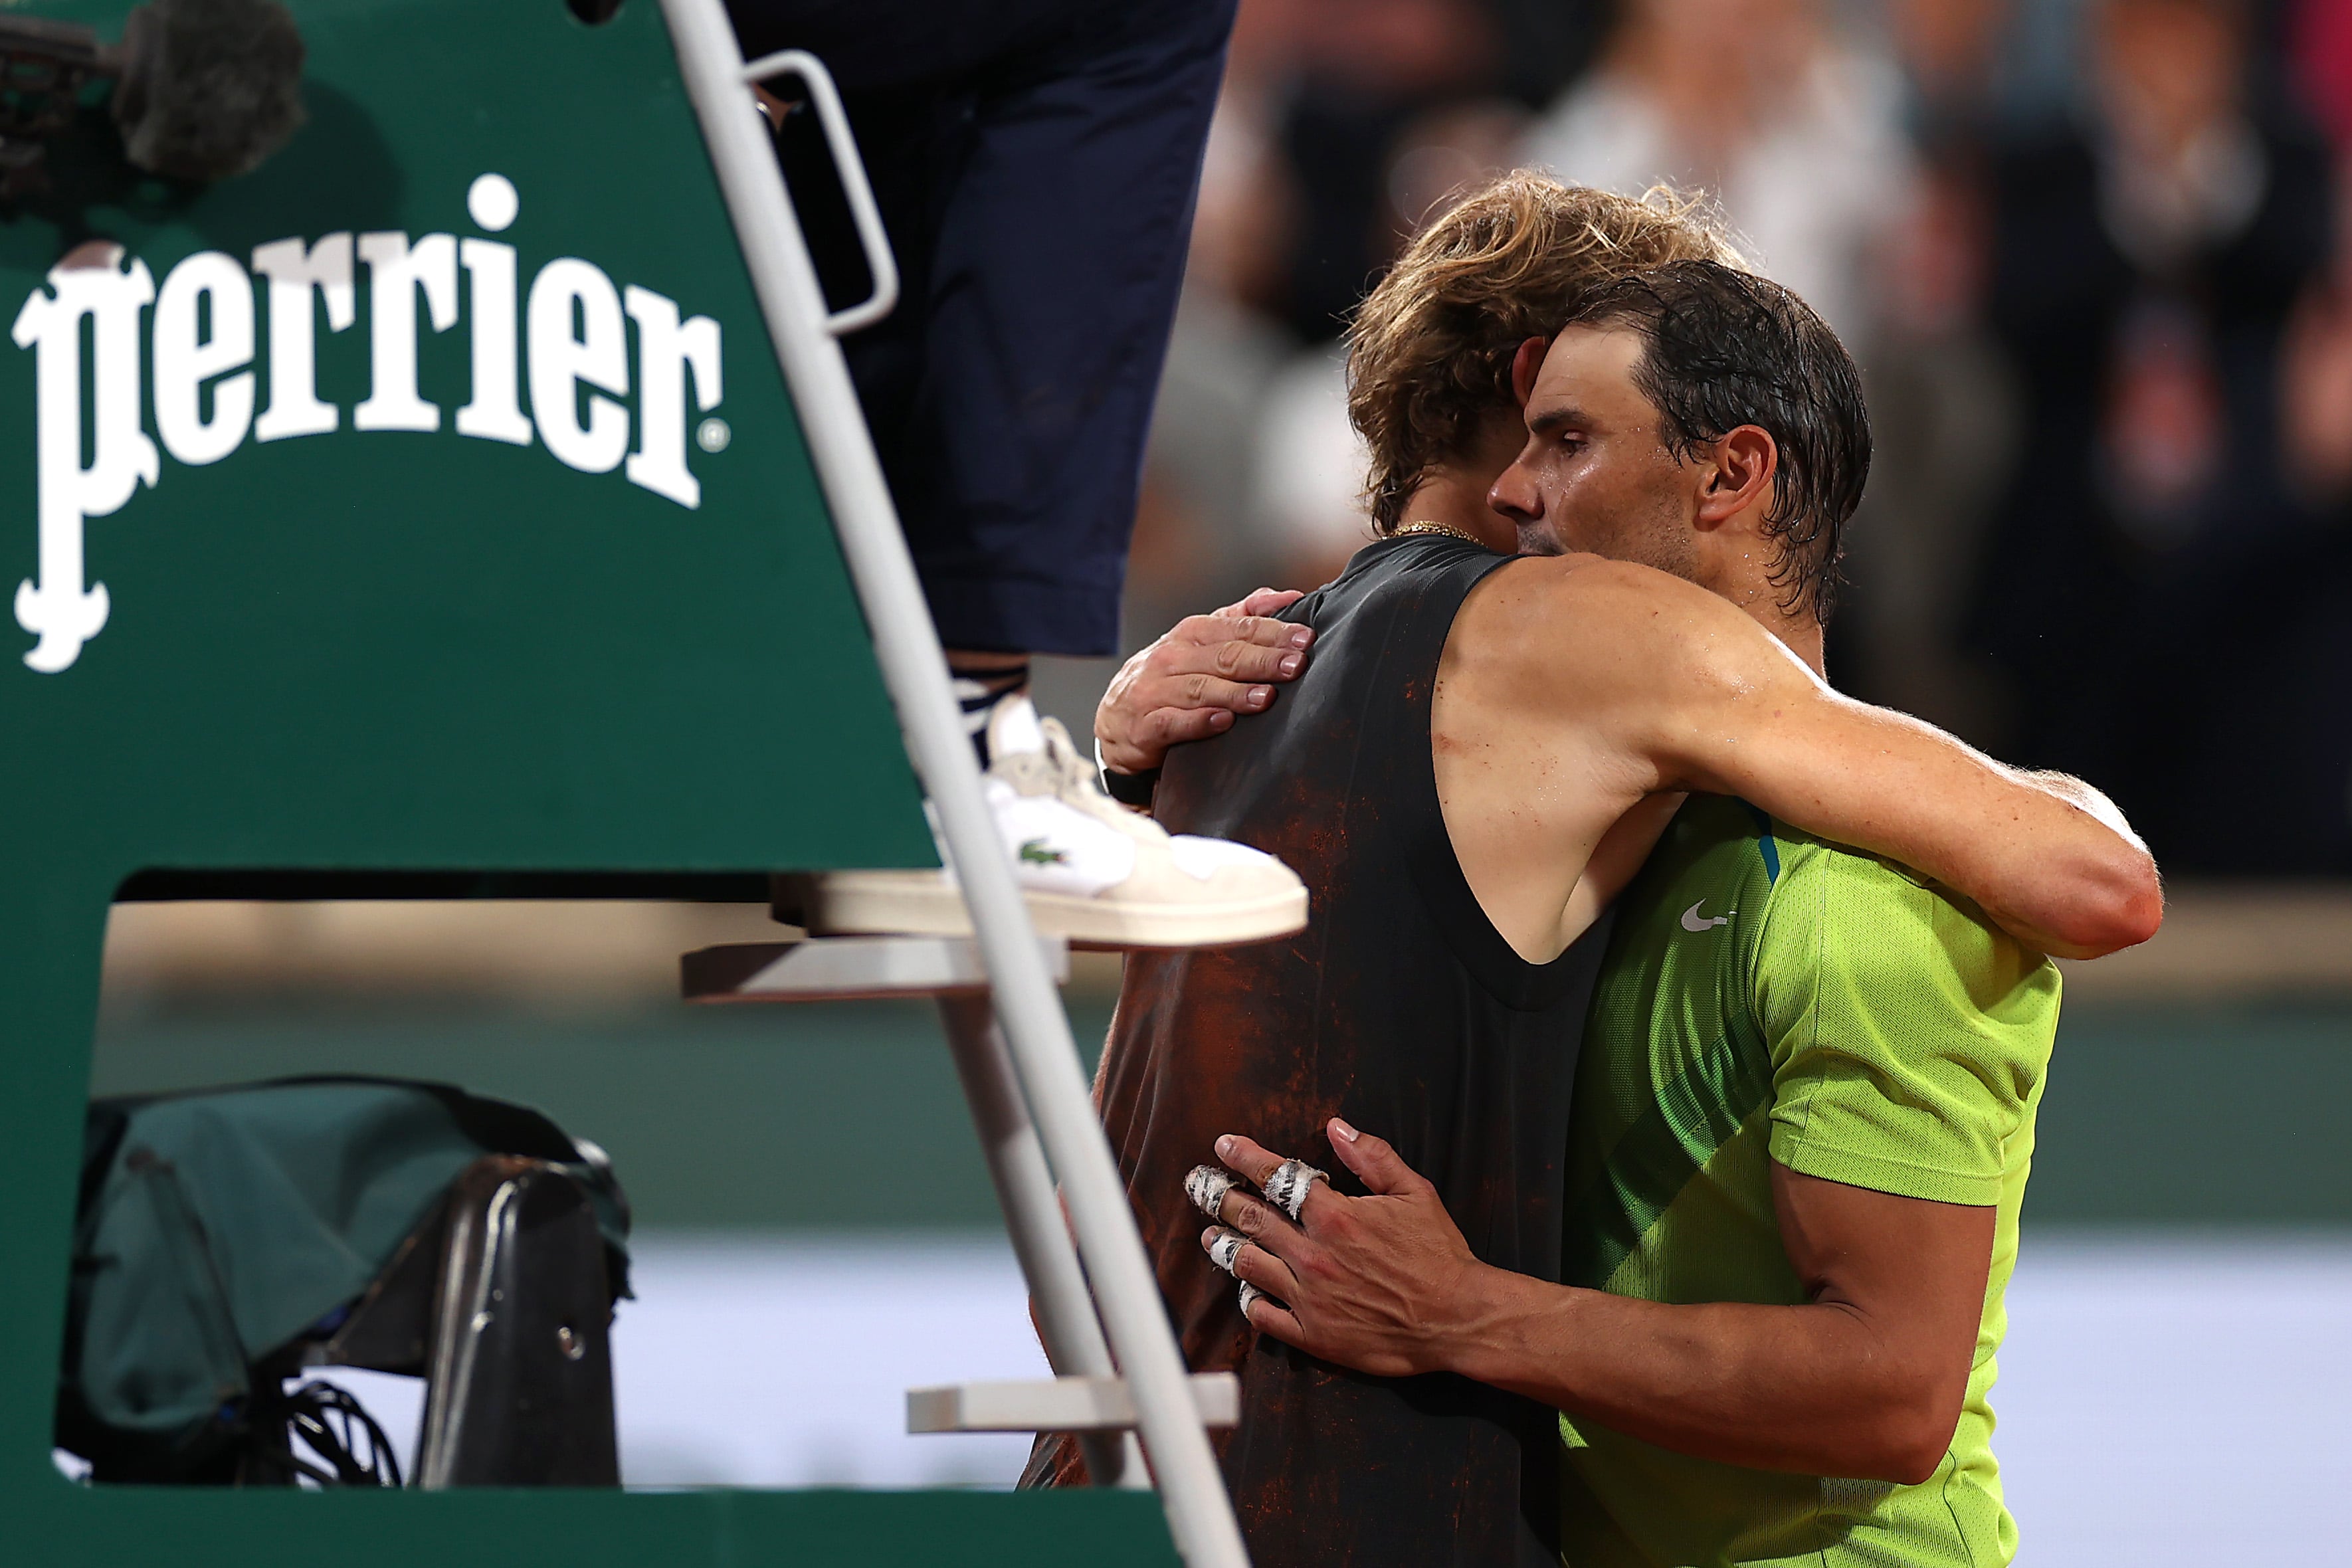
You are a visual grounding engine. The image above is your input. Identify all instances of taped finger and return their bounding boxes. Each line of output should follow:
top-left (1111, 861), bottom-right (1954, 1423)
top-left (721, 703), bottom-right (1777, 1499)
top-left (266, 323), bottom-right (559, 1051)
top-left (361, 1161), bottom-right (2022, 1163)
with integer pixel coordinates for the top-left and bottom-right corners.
top-left (1237, 1280), bottom-right (1289, 1318)
top-left (1261, 1158), bottom-right (1327, 1223)
top-left (1206, 1226), bottom-right (1249, 1276)
top-left (1185, 1164), bottom-right (1242, 1219)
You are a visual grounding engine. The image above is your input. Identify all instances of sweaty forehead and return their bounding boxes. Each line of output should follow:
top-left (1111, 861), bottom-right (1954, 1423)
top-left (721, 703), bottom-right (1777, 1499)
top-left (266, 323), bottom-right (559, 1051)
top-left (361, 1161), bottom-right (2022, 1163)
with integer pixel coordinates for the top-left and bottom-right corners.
top-left (1533, 325), bottom-right (1650, 417)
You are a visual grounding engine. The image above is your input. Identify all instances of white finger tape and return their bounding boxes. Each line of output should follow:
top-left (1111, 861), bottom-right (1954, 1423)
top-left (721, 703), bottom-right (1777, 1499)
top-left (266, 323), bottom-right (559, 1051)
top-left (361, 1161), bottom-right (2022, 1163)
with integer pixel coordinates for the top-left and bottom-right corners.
top-left (1185, 1164), bottom-right (1241, 1219)
top-left (1207, 1227), bottom-right (1248, 1274)
top-left (1238, 1280), bottom-right (1286, 1319)
top-left (1261, 1159), bottom-right (1326, 1223)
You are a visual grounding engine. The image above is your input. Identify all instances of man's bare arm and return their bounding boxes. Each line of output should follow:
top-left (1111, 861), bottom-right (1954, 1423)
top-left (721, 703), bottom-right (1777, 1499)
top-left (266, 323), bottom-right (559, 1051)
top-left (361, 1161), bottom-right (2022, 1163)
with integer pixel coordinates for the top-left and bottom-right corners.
top-left (1663, 686), bottom-right (2156, 958)
top-left (1100, 565), bottom-right (2163, 957)
top-left (1523, 561), bottom-right (2163, 959)
top-left (1195, 1128), bottom-right (1985, 1486)
top-left (1204, 1125), bottom-right (1989, 1485)
top-left (1445, 1163), bottom-right (1990, 1481)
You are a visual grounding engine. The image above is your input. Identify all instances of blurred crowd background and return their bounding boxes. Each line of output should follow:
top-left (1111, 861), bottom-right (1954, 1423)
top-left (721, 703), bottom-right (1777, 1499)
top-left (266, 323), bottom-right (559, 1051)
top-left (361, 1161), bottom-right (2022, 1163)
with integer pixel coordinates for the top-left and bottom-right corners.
top-left (1128, 0), bottom-right (2352, 878)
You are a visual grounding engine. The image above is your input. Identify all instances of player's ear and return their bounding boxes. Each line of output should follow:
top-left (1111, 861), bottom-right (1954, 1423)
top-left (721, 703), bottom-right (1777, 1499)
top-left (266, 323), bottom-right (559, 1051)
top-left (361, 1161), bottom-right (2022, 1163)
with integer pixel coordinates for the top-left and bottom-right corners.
top-left (1511, 336), bottom-right (1549, 406)
top-left (1694, 425), bottom-right (1777, 531)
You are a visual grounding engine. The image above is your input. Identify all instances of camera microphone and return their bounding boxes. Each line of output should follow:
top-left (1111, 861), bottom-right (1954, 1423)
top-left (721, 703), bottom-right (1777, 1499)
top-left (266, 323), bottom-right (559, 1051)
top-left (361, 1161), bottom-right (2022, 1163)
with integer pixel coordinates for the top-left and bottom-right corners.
top-left (0, 0), bottom-right (305, 193)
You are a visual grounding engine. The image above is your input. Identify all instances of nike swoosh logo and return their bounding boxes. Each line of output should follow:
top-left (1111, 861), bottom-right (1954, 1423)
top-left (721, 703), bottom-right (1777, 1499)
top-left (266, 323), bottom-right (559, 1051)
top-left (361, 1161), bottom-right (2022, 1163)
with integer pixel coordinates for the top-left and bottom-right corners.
top-left (1681, 901), bottom-right (1733, 933)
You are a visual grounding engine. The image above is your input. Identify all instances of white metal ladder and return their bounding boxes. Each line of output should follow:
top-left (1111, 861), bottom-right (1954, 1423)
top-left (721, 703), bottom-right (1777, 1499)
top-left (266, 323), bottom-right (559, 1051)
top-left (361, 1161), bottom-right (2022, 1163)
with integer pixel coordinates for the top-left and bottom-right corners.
top-left (656, 6), bottom-right (1252, 1565)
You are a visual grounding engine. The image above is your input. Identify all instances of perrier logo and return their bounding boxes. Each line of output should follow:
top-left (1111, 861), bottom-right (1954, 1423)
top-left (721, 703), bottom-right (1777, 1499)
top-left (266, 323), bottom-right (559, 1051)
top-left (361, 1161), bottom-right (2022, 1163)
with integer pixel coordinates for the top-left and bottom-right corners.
top-left (1019, 839), bottom-right (1068, 866)
top-left (9, 172), bottom-right (727, 674)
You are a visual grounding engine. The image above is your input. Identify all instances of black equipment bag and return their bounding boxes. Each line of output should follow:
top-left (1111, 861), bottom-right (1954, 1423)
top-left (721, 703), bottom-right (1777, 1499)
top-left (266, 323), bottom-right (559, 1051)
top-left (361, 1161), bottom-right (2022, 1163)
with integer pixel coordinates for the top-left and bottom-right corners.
top-left (56, 1076), bottom-right (629, 1484)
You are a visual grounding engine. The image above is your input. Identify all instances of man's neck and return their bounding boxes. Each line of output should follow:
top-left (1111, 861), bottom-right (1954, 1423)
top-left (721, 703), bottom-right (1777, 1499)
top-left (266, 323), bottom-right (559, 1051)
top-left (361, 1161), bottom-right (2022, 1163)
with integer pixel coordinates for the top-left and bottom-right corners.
top-left (1699, 523), bottom-right (1827, 676)
top-left (1400, 469), bottom-right (1517, 553)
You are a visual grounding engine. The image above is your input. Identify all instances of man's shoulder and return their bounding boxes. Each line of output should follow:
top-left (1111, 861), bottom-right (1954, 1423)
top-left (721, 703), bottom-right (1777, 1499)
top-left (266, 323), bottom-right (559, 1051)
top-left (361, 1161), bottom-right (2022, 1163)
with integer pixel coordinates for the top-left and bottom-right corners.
top-left (1300, 536), bottom-right (1514, 642)
top-left (1763, 823), bottom-right (1986, 941)
top-left (1757, 821), bottom-right (2061, 1017)
top-left (1448, 555), bottom-right (1785, 735)
top-left (1613, 800), bottom-right (1970, 945)
top-left (1766, 821), bottom-right (1932, 892)
top-left (1453, 553), bottom-right (1726, 643)
top-left (1766, 821), bottom-right (1979, 926)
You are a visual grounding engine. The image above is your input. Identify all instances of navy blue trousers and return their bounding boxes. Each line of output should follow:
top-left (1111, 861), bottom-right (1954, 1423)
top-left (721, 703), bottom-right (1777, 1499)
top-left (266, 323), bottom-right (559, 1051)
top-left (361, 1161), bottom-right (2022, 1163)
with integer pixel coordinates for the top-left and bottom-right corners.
top-left (730, 0), bottom-right (1238, 655)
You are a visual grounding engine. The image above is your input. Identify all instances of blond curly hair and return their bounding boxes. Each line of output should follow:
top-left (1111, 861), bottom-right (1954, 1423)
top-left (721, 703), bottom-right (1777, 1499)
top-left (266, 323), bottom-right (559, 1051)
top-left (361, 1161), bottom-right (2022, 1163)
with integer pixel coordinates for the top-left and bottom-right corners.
top-left (1347, 173), bottom-right (1744, 535)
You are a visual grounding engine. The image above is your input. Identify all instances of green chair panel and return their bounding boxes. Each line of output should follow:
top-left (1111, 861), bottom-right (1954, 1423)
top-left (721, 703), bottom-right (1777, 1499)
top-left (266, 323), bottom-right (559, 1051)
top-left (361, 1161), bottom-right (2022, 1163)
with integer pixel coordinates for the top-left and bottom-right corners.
top-left (0, 1), bottom-right (1170, 1559)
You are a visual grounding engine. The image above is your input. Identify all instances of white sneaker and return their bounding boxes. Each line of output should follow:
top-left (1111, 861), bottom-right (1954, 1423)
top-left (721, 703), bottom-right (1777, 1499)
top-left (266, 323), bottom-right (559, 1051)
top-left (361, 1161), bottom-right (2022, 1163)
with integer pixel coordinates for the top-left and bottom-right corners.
top-left (780, 696), bottom-right (1308, 950)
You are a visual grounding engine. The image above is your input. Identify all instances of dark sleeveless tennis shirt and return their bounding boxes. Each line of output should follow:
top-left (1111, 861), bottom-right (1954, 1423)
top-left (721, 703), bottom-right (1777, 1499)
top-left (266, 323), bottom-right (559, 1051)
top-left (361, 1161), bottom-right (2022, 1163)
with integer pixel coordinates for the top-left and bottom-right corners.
top-left (1032, 535), bottom-right (1614, 1568)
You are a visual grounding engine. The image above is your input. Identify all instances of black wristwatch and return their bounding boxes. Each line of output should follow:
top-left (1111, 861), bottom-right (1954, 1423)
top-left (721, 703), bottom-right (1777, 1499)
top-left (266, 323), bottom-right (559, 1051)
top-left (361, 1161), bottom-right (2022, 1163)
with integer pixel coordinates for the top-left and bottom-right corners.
top-left (1102, 764), bottom-right (1161, 809)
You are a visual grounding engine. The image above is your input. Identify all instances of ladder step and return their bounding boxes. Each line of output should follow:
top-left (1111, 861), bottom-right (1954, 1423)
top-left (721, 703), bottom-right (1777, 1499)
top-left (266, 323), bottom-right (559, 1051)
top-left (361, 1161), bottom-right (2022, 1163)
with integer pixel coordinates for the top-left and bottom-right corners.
top-left (682, 933), bottom-right (1070, 1003)
top-left (907, 1373), bottom-right (1239, 1434)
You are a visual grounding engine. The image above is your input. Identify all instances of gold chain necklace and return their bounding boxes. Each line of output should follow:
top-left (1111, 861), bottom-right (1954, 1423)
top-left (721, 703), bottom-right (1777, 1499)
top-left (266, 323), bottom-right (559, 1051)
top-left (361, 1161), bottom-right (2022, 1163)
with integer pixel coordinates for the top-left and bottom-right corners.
top-left (1396, 520), bottom-right (1489, 548)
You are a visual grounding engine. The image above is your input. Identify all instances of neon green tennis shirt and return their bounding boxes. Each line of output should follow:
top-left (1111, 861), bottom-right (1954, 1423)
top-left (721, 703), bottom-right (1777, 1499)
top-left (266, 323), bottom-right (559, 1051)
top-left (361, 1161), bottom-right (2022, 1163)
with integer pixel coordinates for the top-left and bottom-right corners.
top-left (1557, 796), bottom-right (2060, 1567)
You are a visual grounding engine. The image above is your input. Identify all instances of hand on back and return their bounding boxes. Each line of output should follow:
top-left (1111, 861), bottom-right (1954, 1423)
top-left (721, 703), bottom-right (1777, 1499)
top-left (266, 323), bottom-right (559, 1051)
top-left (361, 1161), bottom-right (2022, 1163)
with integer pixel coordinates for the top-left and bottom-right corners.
top-left (1094, 587), bottom-right (1314, 777)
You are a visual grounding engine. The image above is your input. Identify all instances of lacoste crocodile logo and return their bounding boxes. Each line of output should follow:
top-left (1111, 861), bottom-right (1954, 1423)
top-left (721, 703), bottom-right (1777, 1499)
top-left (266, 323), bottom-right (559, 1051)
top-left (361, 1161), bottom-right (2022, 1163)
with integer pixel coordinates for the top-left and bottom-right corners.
top-left (1019, 839), bottom-right (1068, 866)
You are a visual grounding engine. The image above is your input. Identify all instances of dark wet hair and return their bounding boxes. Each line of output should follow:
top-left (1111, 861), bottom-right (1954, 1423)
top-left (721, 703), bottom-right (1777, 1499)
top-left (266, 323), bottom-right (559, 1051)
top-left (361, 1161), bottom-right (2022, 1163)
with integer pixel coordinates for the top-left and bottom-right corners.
top-left (1564, 259), bottom-right (1870, 620)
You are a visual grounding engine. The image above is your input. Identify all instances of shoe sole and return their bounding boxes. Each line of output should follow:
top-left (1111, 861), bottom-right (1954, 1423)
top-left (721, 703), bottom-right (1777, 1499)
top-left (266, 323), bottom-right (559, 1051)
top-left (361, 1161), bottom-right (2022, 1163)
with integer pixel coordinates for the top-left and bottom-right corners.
top-left (777, 871), bottom-right (1308, 951)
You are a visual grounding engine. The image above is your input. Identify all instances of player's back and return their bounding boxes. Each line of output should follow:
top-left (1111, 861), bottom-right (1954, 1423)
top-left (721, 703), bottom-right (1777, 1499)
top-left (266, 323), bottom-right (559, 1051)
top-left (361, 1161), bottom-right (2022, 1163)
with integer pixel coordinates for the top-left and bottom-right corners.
top-left (1033, 534), bottom-right (1613, 1568)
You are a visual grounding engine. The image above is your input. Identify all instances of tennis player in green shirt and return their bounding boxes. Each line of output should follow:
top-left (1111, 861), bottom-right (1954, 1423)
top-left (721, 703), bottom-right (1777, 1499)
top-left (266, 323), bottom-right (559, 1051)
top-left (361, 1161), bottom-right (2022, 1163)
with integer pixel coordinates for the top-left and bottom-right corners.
top-left (1557, 796), bottom-right (2048, 1565)
top-left (1186, 261), bottom-right (2082, 1566)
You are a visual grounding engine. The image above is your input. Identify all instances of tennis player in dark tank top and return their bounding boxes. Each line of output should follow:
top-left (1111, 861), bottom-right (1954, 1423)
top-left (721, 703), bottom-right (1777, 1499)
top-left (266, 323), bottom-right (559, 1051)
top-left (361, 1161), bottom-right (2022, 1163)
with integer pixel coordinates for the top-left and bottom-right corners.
top-left (1030, 531), bottom-right (1594, 1567)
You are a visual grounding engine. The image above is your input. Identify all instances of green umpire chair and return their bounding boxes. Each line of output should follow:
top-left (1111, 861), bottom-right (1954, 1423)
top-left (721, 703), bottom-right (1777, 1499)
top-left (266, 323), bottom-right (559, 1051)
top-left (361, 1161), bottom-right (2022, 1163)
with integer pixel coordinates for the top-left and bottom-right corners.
top-left (0, 0), bottom-right (1246, 1563)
